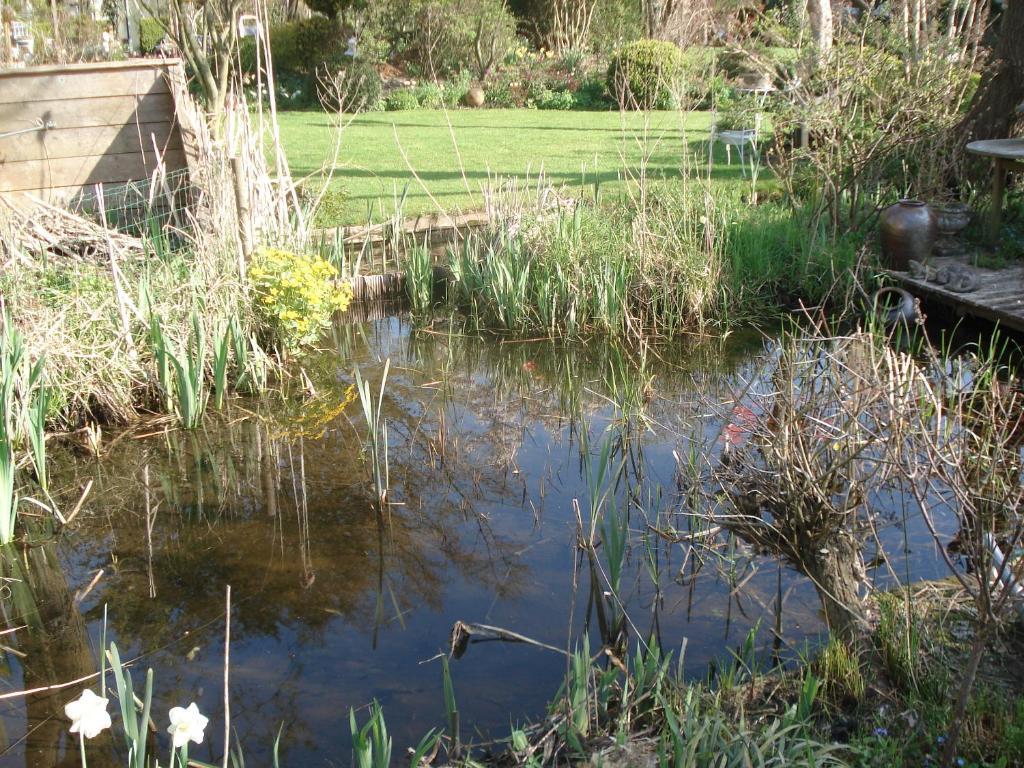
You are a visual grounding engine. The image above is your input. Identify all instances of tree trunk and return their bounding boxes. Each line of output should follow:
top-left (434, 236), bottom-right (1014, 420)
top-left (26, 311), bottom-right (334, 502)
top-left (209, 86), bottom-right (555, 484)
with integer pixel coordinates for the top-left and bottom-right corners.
top-left (959, 3), bottom-right (1024, 143)
top-left (806, 0), bottom-right (832, 65)
top-left (49, 0), bottom-right (61, 52)
top-left (643, 0), bottom-right (679, 39)
top-left (799, 530), bottom-right (868, 645)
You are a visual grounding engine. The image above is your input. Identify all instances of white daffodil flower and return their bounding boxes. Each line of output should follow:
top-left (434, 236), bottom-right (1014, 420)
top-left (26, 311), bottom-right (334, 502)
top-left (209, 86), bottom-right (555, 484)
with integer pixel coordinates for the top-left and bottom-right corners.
top-left (168, 702), bottom-right (209, 749)
top-left (65, 689), bottom-right (112, 739)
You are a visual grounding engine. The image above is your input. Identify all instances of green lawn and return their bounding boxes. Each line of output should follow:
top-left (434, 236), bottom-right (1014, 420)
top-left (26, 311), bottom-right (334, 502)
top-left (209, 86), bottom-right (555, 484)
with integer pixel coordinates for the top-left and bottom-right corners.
top-left (277, 109), bottom-right (756, 227)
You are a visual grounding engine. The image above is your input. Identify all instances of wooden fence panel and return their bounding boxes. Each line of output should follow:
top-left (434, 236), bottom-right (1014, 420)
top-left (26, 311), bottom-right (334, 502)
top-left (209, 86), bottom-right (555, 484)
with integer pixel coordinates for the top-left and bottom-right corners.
top-left (0, 123), bottom-right (181, 163)
top-left (0, 66), bottom-right (169, 105)
top-left (0, 151), bottom-right (188, 193)
top-left (0, 59), bottom-right (194, 205)
top-left (0, 93), bottom-right (176, 131)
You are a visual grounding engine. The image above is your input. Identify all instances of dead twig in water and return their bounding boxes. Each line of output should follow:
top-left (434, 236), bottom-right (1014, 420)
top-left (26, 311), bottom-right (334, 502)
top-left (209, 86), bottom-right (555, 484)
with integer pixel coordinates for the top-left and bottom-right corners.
top-left (448, 620), bottom-right (570, 659)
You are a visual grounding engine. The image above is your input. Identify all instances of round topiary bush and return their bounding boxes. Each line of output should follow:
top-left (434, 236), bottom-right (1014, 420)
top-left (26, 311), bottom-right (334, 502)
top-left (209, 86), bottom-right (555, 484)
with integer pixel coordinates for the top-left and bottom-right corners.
top-left (139, 17), bottom-right (166, 54)
top-left (293, 16), bottom-right (344, 73)
top-left (607, 39), bottom-right (684, 110)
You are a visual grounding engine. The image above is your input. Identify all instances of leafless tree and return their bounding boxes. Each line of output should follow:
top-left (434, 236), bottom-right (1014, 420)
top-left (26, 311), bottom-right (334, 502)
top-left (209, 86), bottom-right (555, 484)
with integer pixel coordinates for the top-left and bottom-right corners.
top-left (709, 332), bottom-right (915, 645)
top-left (142, 0), bottom-right (242, 122)
top-left (806, 0), bottom-right (832, 66)
top-left (549, 0), bottom-right (597, 52)
top-left (959, 1), bottom-right (1024, 144)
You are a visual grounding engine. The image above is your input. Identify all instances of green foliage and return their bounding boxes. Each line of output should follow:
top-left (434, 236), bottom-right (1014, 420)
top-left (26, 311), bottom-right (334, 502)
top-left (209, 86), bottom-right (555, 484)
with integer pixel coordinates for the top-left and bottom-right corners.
top-left (441, 179), bottom-right (863, 338)
top-left (354, 360), bottom-right (390, 507)
top-left (659, 688), bottom-right (845, 767)
top-left (108, 643), bottom-right (155, 768)
top-left (293, 16), bottom-right (346, 72)
top-left (724, 200), bottom-right (862, 309)
top-left (874, 592), bottom-right (922, 693)
top-left (413, 81), bottom-right (445, 109)
top-left (589, 0), bottom-right (644, 54)
top-left (309, 187), bottom-right (350, 227)
top-left (138, 16), bottom-right (166, 53)
top-left (349, 701), bottom-right (391, 768)
top-left (0, 326), bottom-right (21, 545)
top-left (818, 636), bottom-right (865, 703)
top-left (404, 246), bottom-right (434, 315)
top-left (212, 322), bottom-right (231, 410)
top-left (169, 314), bottom-right (209, 430)
top-left (384, 88), bottom-right (420, 111)
top-left (769, 26), bottom-right (973, 230)
top-left (319, 61), bottom-right (383, 111)
top-left (275, 73), bottom-right (317, 108)
top-left (25, 373), bottom-right (48, 497)
top-left (240, 22), bottom-right (304, 74)
top-left (403, 0), bottom-right (517, 77)
top-left (570, 75), bottom-right (610, 109)
top-left (441, 655), bottom-right (460, 755)
top-left (530, 84), bottom-right (575, 110)
top-left (303, 0), bottom-right (366, 22)
top-left (148, 314), bottom-right (174, 415)
top-left (482, 75), bottom-right (520, 108)
top-left (250, 248), bottom-right (353, 352)
top-left (239, 36), bottom-right (258, 75)
top-left (443, 70), bottom-right (473, 106)
top-left (148, 313), bottom-right (209, 429)
top-left (607, 39), bottom-right (684, 110)
top-left (62, 14), bottom-right (105, 50)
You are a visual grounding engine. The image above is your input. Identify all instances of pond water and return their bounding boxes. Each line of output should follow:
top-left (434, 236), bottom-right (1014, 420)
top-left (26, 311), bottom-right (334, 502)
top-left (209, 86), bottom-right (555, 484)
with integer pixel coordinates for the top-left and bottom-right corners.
top-left (0, 313), bottom-right (953, 767)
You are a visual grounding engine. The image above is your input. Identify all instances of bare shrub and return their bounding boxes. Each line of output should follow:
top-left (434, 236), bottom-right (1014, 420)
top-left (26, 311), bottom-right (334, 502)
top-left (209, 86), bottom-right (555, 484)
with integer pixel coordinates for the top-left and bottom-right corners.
top-left (701, 324), bottom-right (1024, 764)
top-left (709, 329), bottom-right (919, 643)
top-left (895, 345), bottom-right (1024, 764)
top-left (767, 28), bottom-right (975, 234)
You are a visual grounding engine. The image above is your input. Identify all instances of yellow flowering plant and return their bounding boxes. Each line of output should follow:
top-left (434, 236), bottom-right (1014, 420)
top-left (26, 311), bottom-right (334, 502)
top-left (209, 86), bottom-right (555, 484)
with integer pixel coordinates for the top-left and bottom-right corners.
top-left (249, 248), bottom-right (353, 351)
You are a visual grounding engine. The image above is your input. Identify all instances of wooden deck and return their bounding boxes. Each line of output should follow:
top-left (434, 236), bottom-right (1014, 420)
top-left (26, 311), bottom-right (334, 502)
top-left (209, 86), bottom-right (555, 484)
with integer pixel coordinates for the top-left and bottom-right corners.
top-left (888, 255), bottom-right (1024, 333)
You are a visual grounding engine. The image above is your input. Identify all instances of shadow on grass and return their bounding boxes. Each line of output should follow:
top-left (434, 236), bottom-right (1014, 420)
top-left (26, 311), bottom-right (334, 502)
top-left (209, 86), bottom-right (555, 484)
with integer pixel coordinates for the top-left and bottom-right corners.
top-left (295, 136), bottom-right (765, 225)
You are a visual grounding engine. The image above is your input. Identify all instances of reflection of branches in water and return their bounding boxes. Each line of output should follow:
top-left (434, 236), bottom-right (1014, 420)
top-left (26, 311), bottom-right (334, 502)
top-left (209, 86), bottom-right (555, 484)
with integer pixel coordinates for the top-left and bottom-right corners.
top-left (287, 440), bottom-right (315, 590)
top-left (44, 378), bottom-right (541, 653)
top-left (0, 543), bottom-right (105, 768)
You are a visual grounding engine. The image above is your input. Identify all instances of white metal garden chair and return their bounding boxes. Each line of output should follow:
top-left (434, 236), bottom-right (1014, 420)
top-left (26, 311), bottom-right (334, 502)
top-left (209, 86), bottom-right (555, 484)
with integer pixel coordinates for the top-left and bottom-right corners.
top-left (709, 112), bottom-right (763, 177)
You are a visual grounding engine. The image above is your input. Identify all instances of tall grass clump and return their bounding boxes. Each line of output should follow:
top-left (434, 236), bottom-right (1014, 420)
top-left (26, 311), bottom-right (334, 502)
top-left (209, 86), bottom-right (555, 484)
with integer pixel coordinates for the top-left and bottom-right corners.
top-left (0, 316), bottom-right (56, 542)
top-left (448, 205), bottom-right (638, 338)
top-left (147, 312), bottom-right (211, 429)
top-left (404, 244), bottom-right (435, 316)
top-left (447, 178), bottom-right (863, 340)
top-left (530, 637), bottom-right (845, 766)
top-left (723, 201), bottom-right (864, 311)
top-left (0, 335), bottom-right (19, 545)
top-left (168, 313), bottom-right (210, 430)
top-left (354, 360), bottom-right (391, 508)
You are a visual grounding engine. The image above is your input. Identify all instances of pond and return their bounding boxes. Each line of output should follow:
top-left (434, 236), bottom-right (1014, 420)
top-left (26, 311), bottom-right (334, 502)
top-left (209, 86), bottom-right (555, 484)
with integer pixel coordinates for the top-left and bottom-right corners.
top-left (0, 312), bottom-right (952, 767)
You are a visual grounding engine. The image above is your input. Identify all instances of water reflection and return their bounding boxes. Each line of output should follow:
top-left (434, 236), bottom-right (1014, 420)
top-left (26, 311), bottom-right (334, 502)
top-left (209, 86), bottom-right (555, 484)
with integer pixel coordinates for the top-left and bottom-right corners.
top-left (0, 316), bottom-right (883, 765)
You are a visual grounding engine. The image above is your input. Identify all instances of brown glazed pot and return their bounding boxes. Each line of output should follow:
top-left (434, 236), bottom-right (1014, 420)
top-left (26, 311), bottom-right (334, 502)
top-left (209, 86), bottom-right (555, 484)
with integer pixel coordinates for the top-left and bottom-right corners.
top-left (879, 199), bottom-right (938, 270)
top-left (464, 86), bottom-right (485, 108)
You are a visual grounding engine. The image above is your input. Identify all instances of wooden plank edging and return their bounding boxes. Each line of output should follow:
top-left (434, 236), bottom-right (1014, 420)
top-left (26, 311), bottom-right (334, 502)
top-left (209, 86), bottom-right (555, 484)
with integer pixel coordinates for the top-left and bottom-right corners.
top-left (0, 58), bottom-right (183, 78)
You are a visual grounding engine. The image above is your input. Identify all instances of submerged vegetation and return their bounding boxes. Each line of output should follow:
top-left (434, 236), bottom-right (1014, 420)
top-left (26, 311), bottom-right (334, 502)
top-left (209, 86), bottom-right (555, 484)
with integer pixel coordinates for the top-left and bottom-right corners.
top-left (1, 0), bottom-right (1022, 765)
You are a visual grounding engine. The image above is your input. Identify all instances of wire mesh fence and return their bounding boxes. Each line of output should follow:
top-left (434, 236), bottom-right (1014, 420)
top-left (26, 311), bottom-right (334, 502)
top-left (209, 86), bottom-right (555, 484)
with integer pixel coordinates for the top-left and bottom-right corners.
top-left (67, 166), bottom-right (196, 240)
